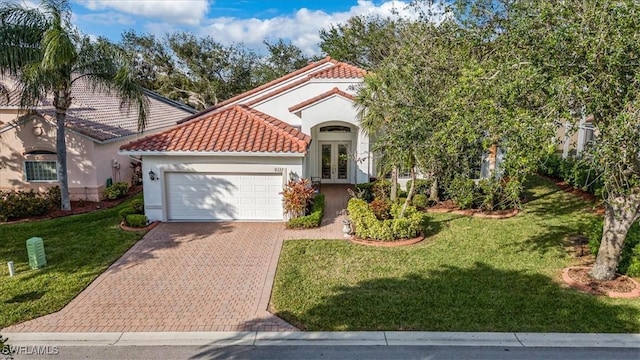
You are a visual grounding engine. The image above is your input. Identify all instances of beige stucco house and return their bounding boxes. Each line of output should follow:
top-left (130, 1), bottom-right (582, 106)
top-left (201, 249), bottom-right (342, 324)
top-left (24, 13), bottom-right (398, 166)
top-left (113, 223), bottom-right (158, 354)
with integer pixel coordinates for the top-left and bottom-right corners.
top-left (0, 76), bottom-right (195, 201)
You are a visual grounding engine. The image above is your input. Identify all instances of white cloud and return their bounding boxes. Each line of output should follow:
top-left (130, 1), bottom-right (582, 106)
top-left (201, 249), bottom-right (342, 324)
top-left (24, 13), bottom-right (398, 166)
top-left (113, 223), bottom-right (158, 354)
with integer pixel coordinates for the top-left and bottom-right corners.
top-left (76, 11), bottom-right (134, 26)
top-left (76, 0), bottom-right (210, 26)
top-left (198, 0), bottom-right (439, 55)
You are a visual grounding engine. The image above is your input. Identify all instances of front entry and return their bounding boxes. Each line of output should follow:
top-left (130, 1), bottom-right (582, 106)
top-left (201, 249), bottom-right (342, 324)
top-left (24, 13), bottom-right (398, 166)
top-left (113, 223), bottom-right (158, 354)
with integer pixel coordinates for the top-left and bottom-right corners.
top-left (320, 141), bottom-right (351, 183)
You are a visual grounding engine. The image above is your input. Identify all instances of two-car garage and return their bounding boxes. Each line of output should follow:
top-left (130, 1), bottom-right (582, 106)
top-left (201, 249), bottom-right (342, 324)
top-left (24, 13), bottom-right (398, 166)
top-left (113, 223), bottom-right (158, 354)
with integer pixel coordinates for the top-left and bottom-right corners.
top-left (164, 172), bottom-right (284, 221)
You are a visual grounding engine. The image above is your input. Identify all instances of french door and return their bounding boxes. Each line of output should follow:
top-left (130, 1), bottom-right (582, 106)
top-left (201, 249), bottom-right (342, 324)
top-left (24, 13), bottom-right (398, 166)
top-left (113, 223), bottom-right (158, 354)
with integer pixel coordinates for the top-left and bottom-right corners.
top-left (320, 142), bottom-right (350, 183)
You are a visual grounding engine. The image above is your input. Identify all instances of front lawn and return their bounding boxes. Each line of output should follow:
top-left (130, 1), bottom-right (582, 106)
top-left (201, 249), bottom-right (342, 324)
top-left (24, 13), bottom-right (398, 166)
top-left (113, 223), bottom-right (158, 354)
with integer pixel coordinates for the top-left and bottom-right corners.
top-left (271, 176), bottom-right (640, 332)
top-left (0, 196), bottom-right (145, 330)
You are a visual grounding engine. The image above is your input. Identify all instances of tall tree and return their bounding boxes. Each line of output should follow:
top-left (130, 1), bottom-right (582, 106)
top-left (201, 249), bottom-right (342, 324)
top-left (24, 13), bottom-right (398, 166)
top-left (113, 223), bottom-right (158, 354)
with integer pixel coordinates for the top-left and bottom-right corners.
top-left (0, 0), bottom-right (149, 211)
top-left (319, 15), bottom-right (401, 70)
top-left (456, 0), bottom-right (640, 280)
top-left (257, 39), bottom-right (313, 83)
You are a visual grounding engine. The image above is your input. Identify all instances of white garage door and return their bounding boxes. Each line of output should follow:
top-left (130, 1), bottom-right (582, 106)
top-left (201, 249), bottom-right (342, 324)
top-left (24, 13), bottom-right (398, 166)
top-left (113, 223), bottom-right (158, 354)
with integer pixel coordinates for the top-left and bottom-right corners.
top-left (166, 172), bottom-right (283, 221)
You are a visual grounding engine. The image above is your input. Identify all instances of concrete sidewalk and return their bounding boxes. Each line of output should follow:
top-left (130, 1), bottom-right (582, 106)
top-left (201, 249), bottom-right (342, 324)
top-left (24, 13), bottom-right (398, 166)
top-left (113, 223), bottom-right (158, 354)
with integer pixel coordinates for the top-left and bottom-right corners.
top-left (3, 331), bottom-right (639, 348)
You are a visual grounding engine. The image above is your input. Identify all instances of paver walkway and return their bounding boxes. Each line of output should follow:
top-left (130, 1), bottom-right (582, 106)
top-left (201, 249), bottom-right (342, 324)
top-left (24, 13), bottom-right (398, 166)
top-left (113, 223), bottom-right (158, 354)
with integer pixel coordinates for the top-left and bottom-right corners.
top-left (2, 184), bottom-right (351, 334)
top-left (280, 184), bottom-right (352, 240)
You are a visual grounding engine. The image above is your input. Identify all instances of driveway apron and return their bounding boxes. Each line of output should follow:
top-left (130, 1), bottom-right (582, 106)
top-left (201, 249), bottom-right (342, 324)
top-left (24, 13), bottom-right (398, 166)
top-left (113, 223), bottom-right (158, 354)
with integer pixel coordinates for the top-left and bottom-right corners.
top-left (3, 222), bottom-right (296, 332)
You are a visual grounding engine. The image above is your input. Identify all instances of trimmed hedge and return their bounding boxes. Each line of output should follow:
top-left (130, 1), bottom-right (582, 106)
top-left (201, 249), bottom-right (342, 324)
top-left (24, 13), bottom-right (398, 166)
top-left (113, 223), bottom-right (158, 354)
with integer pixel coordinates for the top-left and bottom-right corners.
top-left (125, 214), bottom-right (148, 228)
top-left (406, 179), bottom-right (433, 196)
top-left (287, 194), bottom-right (325, 229)
top-left (0, 187), bottom-right (61, 222)
top-left (539, 153), bottom-right (604, 197)
top-left (347, 198), bottom-right (424, 241)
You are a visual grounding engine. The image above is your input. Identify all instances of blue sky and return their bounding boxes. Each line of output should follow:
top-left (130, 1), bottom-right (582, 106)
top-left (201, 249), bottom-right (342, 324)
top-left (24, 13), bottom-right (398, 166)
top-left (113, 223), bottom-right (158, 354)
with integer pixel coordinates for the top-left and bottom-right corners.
top-left (62, 0), bottom-right (422, 54)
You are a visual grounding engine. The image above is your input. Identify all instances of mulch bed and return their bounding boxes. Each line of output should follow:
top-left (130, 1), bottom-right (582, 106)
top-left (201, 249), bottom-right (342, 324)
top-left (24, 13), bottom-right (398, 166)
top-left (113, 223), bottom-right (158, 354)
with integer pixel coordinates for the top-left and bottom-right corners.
top-left (562, 266), bottom-right (640, 299)
top-left (425, 200), bottom-right (519, 219)
top-left (538, 174), bottom-right (605, 215)
top-left (2, 186), bottom-right (142, 224)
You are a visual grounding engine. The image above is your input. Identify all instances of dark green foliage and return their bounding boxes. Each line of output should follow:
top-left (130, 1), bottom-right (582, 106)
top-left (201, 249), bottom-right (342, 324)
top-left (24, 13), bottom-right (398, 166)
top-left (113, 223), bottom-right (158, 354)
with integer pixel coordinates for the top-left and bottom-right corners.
top-left (406, 179), bottom-right (433, 196)
top-left (447, 177), bottom-right (476, 209)
top-left (347, 198), bottom-right (424, 241)
top-left (538, 154), bottom-right (604, 197)
top-left (103, 182), bottom-right (129, 200)
top-left (355, 180), bottom-right (401, 203)
top-left (129, 199), bottom-right (144, 214)
top-left (412, 194), bottom-right (429, 209)
top-left (125, 214), bottom-right (148, 228)
top-left (0, 187), bottom-right (59, 221)
top-left (287, 194), bottom-right (325, 229)
top-left (118, 207), bottom-right (136, 221)
top-left (588, 220), bottom-right (640, 277)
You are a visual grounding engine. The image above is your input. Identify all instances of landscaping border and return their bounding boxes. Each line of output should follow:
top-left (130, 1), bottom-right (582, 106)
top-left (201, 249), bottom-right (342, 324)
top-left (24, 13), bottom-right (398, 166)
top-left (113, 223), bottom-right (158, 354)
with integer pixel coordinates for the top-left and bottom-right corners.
top-left (562, 266), bottom-right (640, 299)
top-left (119, 221), bottom-right (159, 232)
top-left (426, 207), bottom-right (519, 219)
top-left (349, 232), bottom-right (425, 247)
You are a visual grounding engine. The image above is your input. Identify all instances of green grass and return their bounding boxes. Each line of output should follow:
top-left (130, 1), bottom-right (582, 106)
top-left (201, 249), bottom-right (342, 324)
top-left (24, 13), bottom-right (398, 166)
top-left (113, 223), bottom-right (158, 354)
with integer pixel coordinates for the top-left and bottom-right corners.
top-left (0, 195), bottom-right (145, 330)
top-left (271, 176), bottom-right (640, 332)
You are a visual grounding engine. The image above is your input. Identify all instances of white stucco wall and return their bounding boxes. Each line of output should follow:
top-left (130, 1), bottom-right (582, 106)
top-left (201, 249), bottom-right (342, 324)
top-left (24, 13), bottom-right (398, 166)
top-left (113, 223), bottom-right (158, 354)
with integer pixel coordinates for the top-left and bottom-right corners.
top-left (139, 155), bottom-right (304, 222)
top-left (253, 81), bottom-right (358, 128)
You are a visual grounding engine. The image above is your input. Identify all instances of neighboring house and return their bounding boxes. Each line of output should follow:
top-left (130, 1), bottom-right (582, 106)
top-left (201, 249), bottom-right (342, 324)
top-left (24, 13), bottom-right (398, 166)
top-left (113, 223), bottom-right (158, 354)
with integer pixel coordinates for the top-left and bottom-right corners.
top-left (0, 76), bottom-right (196, 201)
top-left (120, 57), bottom-right (372, 222)
top-left (556, 114), bottom-right (596, 158)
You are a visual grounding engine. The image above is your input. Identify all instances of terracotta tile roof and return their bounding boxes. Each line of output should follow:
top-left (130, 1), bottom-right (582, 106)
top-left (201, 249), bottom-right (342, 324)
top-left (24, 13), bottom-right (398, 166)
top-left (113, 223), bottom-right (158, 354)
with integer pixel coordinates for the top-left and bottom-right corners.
top-left (121, 105), bottom-right (310, 154)
top-left (177, 57), bottom-right (366, 124)
top-left (0, 75), bottom-right (195, 142)
top-left (288, 87), bottom-right (355, 113)
top-left (310, 62), bottom-right (367, 79)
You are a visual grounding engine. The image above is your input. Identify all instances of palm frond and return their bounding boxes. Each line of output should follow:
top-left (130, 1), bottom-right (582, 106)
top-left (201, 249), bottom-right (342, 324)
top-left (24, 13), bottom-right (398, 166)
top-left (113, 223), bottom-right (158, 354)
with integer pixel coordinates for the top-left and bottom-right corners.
top-left (73, 37), bottom-right (150, 131)
top-left (0, 2), bottom-right (48, 74)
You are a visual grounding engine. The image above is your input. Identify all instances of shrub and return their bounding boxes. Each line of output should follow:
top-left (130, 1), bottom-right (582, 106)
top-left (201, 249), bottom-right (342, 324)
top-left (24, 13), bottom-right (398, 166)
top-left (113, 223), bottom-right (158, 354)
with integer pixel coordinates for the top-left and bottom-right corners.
top-left (588, 220), bottom-right (640, 277)
top-left (370, 197), bottom-right (391, 220)
top-left (347, 198), bottom-right (424, 241)
top-left (447, 176), bottom-right (475, 209)
top-left (129, 199), bottom-right (144, 214)
top-left (412, 194), bottom-right (429, 209)
top-left (355, 180), bottom-right (402, 202)
top-left (119, 206), bottom-right (136, 221)
top-left (103, 182), bottom-right (130, 200)
top-left (44, 186), bottom-right (61, 208)
top-left (287, 194), bottom-right (325, 229)
top-left (281, 178), bottom-right (316, 219)
top-left (539, 152), bottom-right (562, 178)
top-left (0, 189), bottom-right (55, 221)
top-left (406, 179), bottom-right (433, 196)
top-left (125, 214), bottom-right (148, 228)
top-left (354, 182), bottom-right (375, 202)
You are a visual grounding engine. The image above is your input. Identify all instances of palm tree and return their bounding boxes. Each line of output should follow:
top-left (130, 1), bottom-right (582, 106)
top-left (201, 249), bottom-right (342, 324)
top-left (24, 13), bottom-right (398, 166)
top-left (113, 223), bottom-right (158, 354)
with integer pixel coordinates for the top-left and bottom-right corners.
top-left (0, 0), bottom-right (149, 211)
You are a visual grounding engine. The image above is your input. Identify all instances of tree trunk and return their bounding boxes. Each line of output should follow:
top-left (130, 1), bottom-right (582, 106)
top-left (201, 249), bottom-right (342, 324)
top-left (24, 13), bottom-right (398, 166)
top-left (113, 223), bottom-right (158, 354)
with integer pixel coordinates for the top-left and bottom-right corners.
top-left (429, 175), bottom-right (439, 203)
top-left (488, 143), bottom-right (498, 179)
top-left (590, 193), bottom-right (640, 280)
top-left (390, 166), bottom-right (398, 202)
top-left (400, 167), bottom-right (416, 218)
top-left (56, 110), bottom-right (71, 211)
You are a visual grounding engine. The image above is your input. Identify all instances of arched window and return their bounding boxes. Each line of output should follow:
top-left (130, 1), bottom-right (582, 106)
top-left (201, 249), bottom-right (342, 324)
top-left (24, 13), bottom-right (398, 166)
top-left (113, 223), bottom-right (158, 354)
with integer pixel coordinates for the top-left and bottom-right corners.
top-left (319, 125), bottom-right (351, 133)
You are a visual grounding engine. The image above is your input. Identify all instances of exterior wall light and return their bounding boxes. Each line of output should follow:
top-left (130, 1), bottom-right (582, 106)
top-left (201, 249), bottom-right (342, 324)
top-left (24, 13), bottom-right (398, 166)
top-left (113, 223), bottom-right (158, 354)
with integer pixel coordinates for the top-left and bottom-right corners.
top-left (148, 170), bottom-right (157, 181)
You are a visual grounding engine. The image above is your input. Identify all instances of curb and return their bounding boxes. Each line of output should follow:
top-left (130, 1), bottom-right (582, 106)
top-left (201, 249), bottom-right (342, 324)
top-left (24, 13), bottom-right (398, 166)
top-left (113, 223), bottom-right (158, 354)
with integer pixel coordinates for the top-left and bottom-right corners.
top-left (3, 331), bottom-right (639, 348)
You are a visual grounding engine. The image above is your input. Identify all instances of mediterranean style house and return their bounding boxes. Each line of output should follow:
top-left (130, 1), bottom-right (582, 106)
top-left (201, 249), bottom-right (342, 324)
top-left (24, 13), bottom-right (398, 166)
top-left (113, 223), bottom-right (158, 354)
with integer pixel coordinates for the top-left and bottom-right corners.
top-left (120, 57), bottom-right (373, 221)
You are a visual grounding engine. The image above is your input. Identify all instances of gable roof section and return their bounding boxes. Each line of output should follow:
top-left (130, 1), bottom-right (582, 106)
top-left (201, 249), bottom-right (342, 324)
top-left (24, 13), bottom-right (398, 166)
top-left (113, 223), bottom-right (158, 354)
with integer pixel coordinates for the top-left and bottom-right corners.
top-left (288, 87), bottom-right (356, 113)
top-left (120, 105), bottom-right (311, 155)
top-left (177, 57), bottom-right (366, 124)
top-left (0, 76), bottom-right (196, 143)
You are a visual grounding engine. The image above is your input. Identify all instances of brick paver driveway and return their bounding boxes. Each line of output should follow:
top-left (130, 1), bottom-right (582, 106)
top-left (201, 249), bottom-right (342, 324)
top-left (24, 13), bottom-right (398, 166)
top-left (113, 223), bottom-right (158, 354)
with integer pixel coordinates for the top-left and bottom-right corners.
top-left (3, 222), bottom-right (296, 332)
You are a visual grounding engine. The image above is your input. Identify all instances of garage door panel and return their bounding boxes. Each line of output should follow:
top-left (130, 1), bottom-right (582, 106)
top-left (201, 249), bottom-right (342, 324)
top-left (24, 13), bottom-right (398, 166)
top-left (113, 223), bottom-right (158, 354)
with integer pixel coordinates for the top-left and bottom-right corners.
top-left (166, 172), bottom-right (283, 221)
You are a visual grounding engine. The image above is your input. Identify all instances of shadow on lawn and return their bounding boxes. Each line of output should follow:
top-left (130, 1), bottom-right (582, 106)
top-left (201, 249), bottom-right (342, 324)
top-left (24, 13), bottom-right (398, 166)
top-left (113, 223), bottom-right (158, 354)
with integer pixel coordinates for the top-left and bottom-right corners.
top-left (273, 262), bottom-right (639, 333)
